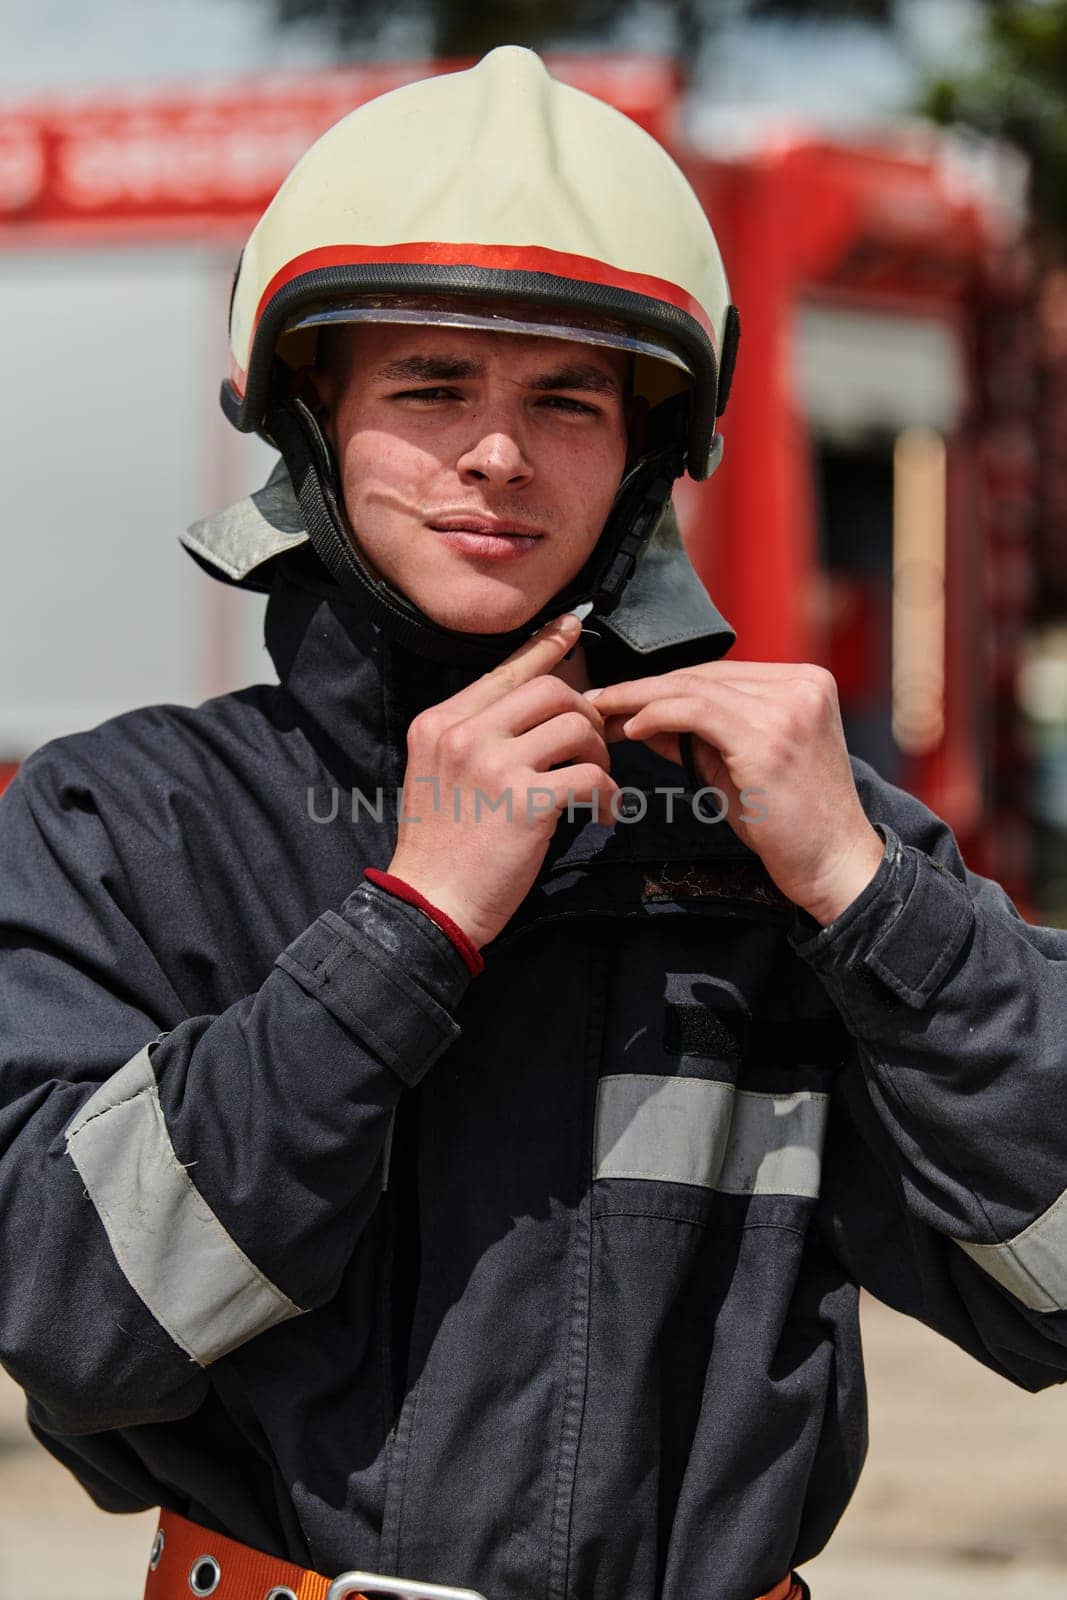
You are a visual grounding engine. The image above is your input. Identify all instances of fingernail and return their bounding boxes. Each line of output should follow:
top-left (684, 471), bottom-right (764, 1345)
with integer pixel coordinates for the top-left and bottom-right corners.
top-left (583, 687), bottom-right (604, 701)
top-left (569, 601), bottom-right (594, 622)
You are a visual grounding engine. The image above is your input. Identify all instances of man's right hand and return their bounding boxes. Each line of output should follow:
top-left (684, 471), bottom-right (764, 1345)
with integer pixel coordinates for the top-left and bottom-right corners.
top-left (386, 611), bottom-right (618, 950)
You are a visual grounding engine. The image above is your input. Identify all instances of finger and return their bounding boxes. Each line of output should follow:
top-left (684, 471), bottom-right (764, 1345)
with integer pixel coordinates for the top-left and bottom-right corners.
top-left (596, 681), bottom-right (764, 745)
top-left (694, 660), bottom-right (831, 681)
top-left (621, 699), bottom-right (743, 802)
top-left (442, 611), bottom-right (584, 720)
top-left (587, 661), bottom-right (829, 711)
top-left (616, 727), bottom-right (680, 767)
top-left (540, 763), bottom-right (620, 816)
top-left (466, 674), bottom-right (604, 740)
top-left (620, 691), bottom-right (757, 757)
top-left (512, 712), bottom-right (611, 775)
top-left (495, 765), bottom-right (617, 826)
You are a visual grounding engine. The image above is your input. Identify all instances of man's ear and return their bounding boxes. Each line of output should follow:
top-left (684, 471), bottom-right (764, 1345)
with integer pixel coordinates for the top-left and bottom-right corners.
top-left (290, 364), bottom-right (338, 454)
top-left (291, 363), bottom-right (334, 418)
top-left (625, 394), bottom-right (650, 470)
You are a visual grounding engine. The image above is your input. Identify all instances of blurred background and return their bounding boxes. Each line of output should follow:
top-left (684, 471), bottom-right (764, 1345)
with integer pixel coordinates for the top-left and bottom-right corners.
top-left (1, 2), bottom-right (1066, 1597)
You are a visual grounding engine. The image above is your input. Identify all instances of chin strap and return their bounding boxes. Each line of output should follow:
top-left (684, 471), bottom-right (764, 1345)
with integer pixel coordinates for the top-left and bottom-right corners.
top-left (265, 398), bottom-right (684, 670)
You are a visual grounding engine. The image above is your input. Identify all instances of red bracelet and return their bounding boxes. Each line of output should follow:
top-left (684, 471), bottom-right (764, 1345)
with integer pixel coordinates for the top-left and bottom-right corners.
top-left (363, 868), bottom-right (485, 977)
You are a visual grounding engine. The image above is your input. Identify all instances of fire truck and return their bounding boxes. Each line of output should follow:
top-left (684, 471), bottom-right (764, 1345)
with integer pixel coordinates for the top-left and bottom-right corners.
top-left (0, 58), bottom-right (1035, 898)
top-left (686, 131), bottom-right (1034, 898)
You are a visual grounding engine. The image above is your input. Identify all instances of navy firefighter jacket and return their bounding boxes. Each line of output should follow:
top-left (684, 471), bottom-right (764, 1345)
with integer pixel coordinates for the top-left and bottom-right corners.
top-left (2, 553), bottom-right (1067, 1600)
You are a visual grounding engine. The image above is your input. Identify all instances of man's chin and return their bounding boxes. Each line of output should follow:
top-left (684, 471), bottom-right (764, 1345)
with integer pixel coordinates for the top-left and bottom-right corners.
top-left (413, 591), bottom-right (554, 638)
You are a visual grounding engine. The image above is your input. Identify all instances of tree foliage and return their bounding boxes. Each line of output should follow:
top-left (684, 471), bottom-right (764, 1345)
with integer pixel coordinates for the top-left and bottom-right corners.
top-left (274, 0), bottom-right (644, 57)
top-left (749, 0), bottom-right (891, 17)
top-left (923, 1), bottom-right (1067, 240)
top-left (270, 0), bottom-right (897, 62)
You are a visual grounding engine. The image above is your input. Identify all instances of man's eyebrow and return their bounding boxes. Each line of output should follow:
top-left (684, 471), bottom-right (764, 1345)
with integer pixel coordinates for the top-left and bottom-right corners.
top-left (374, 354), bottom-right (621, 393)
top-left (526, 363), bottom-right (621, 395)
top-left (376, 355), bottom-right (484, 382)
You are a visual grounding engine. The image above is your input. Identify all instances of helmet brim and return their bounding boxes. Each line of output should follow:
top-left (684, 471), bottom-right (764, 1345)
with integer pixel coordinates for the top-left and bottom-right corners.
top-left (279, 297), bottom-right (696, 382)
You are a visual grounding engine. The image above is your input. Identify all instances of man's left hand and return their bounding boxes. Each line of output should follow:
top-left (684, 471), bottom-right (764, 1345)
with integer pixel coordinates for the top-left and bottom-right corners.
top-left (585, 662), bottom-right (885, 926)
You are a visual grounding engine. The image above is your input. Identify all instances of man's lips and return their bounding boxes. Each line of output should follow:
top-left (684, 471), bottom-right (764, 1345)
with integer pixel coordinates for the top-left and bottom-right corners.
top-left (427, 516), bottom-right (546, 561)
top-left (428, 516), bottom-right (545, 538)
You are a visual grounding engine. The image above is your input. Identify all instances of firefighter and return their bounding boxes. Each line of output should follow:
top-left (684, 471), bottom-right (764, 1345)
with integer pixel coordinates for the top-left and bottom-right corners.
top-left (1, 45), bottom-right (1066, 1600)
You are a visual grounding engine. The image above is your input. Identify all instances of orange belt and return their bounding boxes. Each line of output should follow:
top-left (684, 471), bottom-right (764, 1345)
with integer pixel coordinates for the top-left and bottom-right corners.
top-left (143, 1510), bottom-right (806, 1600)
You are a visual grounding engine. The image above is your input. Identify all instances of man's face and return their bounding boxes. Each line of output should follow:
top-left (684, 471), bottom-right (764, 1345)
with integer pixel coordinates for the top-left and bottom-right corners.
top-left (307, 321), bottom-right (630, 633)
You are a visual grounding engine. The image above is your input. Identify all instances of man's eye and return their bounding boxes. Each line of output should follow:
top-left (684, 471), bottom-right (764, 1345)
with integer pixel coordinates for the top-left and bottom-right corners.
top-left (394, 387), bottom-right (459, 402)
top-left (539, 396), bottom-right (599, 416)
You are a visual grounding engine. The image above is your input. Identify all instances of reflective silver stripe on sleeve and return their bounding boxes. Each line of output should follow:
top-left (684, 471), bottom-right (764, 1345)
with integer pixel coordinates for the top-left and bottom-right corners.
top-left (956, 1189), bottom-right (1067, 1314)
top-left (594, 1074), bottom-right (828, 1198)
top-left (66, 1044), bottom-right (304, 1364)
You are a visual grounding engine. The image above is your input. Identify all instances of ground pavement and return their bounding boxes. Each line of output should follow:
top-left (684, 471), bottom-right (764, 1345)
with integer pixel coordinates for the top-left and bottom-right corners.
top-left (1, 1295), bottom-right (1065, 1600)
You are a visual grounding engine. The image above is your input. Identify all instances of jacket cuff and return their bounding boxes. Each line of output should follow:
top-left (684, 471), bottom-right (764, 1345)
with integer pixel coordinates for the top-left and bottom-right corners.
top-left (789, 824), bottom-right (975, 1011)
top-left (275, 880), bottom-right (473, 1086)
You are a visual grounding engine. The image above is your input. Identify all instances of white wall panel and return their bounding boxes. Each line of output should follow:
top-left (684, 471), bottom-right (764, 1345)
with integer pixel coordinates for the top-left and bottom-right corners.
top-left (0, 244), bottom-right (275, 756)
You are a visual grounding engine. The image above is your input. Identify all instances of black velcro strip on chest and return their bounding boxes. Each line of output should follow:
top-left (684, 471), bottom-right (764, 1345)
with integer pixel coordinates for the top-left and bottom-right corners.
top-left (663, 1002), bottom-right (744, 1060)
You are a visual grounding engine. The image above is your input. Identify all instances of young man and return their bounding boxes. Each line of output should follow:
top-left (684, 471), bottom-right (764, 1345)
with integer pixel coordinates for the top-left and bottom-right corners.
top-left (1, 46), bottom-right (1066, 1600)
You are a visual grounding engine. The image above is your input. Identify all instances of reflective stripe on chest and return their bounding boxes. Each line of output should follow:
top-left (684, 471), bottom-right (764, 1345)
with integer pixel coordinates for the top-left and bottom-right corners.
top-left (594, 1073), bottom-right (829, 1198)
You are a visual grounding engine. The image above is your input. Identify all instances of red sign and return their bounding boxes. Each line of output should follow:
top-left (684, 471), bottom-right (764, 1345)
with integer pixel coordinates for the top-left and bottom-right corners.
top-left (0, 57), bottom-right (681, 235)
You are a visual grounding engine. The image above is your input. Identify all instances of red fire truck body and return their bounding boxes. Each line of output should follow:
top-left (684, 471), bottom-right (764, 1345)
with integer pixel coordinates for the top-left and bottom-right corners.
top-left (0, 60), bottom-right (1034, 893)
top-left (684, 137), bottom-right (1032, 893)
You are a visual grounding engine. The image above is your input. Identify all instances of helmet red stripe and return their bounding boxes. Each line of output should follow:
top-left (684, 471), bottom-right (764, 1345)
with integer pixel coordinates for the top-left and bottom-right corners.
top-left (231, 240), bottom-right (715, 395)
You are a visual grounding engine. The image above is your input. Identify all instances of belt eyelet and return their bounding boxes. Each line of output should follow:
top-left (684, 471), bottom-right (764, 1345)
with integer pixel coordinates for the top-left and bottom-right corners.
top-left (189, 1554), bottom-right (222, 1596)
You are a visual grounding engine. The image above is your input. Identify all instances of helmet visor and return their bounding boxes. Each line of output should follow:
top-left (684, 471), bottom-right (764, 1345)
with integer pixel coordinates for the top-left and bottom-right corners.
top-left (280, 294), bottom-right (695, 383)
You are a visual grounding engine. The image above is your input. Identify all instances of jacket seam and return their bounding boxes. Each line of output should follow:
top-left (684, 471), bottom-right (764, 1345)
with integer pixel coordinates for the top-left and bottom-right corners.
top-left (391, 1340), bottom-right (425, 1576)
top-left (545, 940), bottom-right (602, 1600)
top-left (592, 1207), bottom-right (811, 1238)
top-left (66, 1084), bottom-right (150, 1137)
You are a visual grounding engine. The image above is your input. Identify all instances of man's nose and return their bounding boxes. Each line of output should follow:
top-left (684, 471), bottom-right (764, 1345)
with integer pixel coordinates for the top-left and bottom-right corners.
top-left (456, 427), bottom-right (534, 489)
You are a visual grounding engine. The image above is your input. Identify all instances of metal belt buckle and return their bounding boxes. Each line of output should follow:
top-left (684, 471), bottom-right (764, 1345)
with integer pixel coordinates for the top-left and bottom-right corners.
top-left (326, 1574), bottom-right (488, 1600)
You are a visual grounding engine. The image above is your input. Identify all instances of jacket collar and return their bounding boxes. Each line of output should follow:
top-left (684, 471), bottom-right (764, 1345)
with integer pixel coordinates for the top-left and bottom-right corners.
top-left (261, 563), bottom-right (748, 881)
top-left (263, 563), bottom-right (478, 789)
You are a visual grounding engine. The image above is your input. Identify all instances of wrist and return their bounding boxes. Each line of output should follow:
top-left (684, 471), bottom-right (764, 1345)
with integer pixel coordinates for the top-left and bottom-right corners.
top-left (364, 868), bottom-right (485, 976)
top-left (799, 825), bottom-right (886, 927)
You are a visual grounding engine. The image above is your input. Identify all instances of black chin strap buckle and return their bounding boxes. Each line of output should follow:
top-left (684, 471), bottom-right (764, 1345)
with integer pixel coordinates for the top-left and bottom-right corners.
top-left (592, 450), bottom-right (683, 614)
